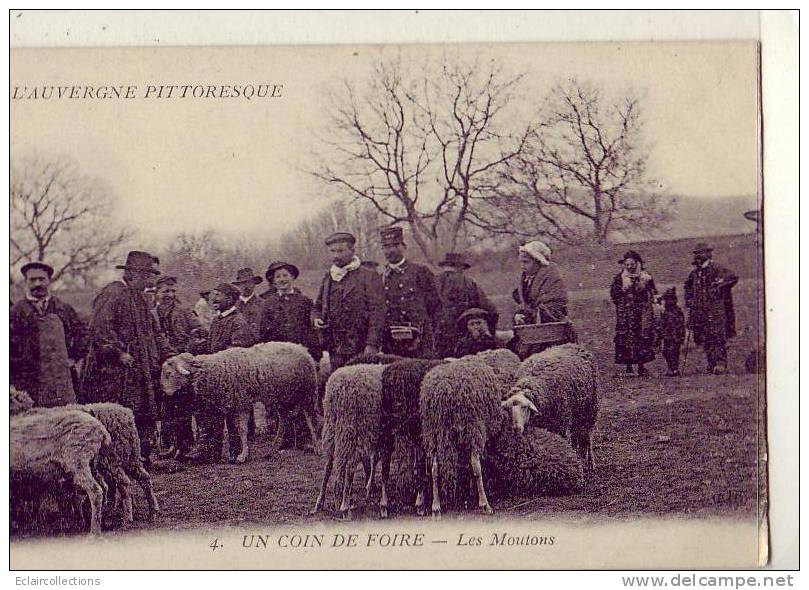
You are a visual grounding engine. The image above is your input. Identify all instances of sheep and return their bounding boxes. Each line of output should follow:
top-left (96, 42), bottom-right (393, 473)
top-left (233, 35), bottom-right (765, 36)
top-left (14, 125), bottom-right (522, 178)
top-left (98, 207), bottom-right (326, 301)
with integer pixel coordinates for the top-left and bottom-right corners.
top-left (11, 408), bottom-right (111, 535)
top-left (310, 363), bottom-right (386, 518)
top-left (463, 348), bottom-right (522, 399)
top-left (419, 359), bottom-right (502, 518)
top-left (10, 385), bottom-right (34, 415)
top-left (161, 341), bottom-right (319, 464)
top-left (344, 352), bottom-right (403, 367)
top-left (502, 343), bottom-right (599, 471)
top-left (486, 418), bottom-right (584, 499)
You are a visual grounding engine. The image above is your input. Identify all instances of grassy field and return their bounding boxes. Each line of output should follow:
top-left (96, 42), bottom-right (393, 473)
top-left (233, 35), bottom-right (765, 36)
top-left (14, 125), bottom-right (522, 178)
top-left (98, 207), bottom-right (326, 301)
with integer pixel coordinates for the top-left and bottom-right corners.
top-left (13, 231), bottom-right (765, 536)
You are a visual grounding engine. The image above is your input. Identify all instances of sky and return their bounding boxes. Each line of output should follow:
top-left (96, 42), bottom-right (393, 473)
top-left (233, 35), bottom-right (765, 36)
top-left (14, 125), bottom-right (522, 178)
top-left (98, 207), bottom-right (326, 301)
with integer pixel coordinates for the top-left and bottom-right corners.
top-left (10, 41), bottom-right (759, 248)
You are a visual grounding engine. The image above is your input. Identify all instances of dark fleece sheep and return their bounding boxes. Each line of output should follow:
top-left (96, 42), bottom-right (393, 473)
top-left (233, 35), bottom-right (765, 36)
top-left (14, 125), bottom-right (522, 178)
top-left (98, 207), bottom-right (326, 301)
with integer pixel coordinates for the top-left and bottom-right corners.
top-left (505, 343), bottom-right (599, 471)
top-left (420, 359), bottom-right (501, 518)
top-left (311, 363), bottom-right (386, 516)
top-left (344, 352), bottom-right (403, 367)
top-left (486, 414), bottom-right (584, 499)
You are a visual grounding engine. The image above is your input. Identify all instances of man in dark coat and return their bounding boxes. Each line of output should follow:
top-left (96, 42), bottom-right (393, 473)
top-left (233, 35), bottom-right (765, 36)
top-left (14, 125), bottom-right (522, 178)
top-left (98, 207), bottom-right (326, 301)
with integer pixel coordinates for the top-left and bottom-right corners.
top-left (684, 243), bottom-right (739, 375)
top-left (379, 227), bottom-right (441, 358)
top-left (435, 252), bottom-right (498, 358)
top-left (312, 232), bottom-right (385, 372)
top-left (186, 282), bottom-right (256, 464)
top-left (153, 275), bottom-right (205, 459)
top-left (233, 267), bottom-right (264, 339)
top-left (80, 251), bottom-right (165, 460)
top-left (11, 261), bottom-right (86, 407)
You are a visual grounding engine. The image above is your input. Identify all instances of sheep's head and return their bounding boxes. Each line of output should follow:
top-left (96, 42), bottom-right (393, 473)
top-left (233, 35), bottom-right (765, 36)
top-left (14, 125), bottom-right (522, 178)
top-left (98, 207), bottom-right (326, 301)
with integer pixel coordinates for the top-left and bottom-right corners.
top-left (160, 353), bottom-right (196, 396)
top-left (501, 391), bottom-right (538, 434)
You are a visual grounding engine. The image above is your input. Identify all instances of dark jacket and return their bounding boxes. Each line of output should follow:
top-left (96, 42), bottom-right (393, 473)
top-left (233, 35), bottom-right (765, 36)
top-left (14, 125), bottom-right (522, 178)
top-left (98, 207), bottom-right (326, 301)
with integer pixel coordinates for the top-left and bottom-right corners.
top-left (435, 271), bottom-right (498, 358)
top-left (237, 294), bottom-right (265, 337)
top-left (313, 266), bottom-right (385, 358)
top-left (453, 334), bottom-right (498, 357)
top-left (382, 261), bottom-right (441, 357)
top-left (512, 263), bottom-right (568, 324)
top-left (208, 308), bottom-right (256, 353)
top-left (80, 281), bottom-right (168, 421)
top-left (658, 305), bottom-right (686, 345)
top-left (684, 261), bottom-right (738, 345)
top-left (155, 301), bottom-right (203, 354)
top-left (259, 288), bottom-right (322, 360)
top-left (10, 296), bottom-right (87, 404)
top-left (610, 270), bottom-right (658, 364)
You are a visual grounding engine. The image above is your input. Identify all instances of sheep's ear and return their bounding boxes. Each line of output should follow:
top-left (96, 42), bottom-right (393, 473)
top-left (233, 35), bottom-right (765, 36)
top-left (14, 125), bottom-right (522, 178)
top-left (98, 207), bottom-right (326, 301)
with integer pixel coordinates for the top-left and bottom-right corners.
top-left (500, 399), bottom-right (512, 408)
top-left (526, 399), bottom-right (538, 414)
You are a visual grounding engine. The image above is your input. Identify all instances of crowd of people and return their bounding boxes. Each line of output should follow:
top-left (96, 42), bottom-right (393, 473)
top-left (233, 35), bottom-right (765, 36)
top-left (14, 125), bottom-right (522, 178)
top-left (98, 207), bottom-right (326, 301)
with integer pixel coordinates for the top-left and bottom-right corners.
top-left (10, 227), bottom-right (739, 468)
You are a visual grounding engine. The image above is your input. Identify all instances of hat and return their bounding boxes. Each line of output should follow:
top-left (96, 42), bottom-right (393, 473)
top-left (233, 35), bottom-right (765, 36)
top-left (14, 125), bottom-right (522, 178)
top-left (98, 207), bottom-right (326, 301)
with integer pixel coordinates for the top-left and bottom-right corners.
top-left (619, 250), bottom-right (644, 264)
top-left (116, 251), bottom-right (161, 275)
top-left (20, 261), bottom-right (54, 279)
top-left (212, 282), bottom-right (241, 302)
top-left (155, 275), bottom-right (178, 290)
top-left (692, 243), bottom-right (713, 255)
top-left (661, 287), bottom-right (678, 302)
top-left (457, 307), bottom-right (492, 328)
top-left (265, 261), bottom-right (300, 282)
top-left (233, 267), bottom-right (262, 285)
top-left (325, 232), bottom-right (356, 246)
top-left (199, 289), bottom-right (211, 298)
top-left (438, 252), bottom-right (471, 269)
top-left (518, 241), bottom-right (551, 266)
top-left (380, 226), bottom-right (405, 246)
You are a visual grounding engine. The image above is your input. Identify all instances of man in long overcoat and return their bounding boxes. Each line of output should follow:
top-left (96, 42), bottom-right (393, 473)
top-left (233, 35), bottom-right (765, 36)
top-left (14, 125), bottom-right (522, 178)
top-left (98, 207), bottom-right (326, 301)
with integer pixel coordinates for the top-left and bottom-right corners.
top-left (11, 261), bottom-right (86, 407)
top-left (312, 232), bottom-right (385, 372)
top-left (684, 243), bottom-right (738, 374)
top-left (80, 251), bottom-right (165, 460)
top-left (379, 227), bottom-right (441, 358)
top-left (233, 267), bottom-right (265, 338)
top-left (434, 252), bottom-right (498, 358)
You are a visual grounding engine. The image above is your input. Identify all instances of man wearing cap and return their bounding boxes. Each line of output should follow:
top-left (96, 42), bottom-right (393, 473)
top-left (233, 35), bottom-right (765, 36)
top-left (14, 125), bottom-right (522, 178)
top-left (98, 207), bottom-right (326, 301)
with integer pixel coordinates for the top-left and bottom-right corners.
top-left (684, 243), bottom-right (738, 375)
top-left (379, 227), bottom-right (441, 358)
top-left (11, 261), bottom-right (87, 407)
top-left (81, 251), bottom-right (167, 460)
top-left (312, 232), bottom-right (385, 372)
top-left (153, 275), bottom-right (205, 459)
top-left (453, 307), bottom-right (498, 357)
top-left (233, 267), bottom-right (264, 339)
top-left (434, 252), bottom-right (498, 358)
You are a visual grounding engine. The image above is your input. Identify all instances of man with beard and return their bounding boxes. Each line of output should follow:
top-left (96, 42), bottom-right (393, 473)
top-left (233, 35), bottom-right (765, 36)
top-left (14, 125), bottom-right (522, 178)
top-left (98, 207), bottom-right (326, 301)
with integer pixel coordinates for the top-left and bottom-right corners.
top-left (11, 261), bottom-right (87, 407)
top-left (312, 232), bottom-right (385, 373)
top-left (379, 227), bottom-right (441, 358)
top-left (81, 251), bottom-right (166, 462)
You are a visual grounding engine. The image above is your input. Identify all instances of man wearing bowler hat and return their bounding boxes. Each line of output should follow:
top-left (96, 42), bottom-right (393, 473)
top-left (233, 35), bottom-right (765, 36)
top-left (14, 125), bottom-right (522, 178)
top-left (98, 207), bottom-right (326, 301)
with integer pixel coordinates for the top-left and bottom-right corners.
top-left (312, 232), bottom-right (385, 373)
top-left (434, 251), bottom-right (498, 358)
top-left (684, 243), bottom-right (739, 374)
top-left (233, 267), bottom-right (265, 338)
top-left (379, 226), bottom-right (441, 358)
top-left (11, 261), bottom-right (87, 407)
top-left (81, 251), bottom-right (168, 462)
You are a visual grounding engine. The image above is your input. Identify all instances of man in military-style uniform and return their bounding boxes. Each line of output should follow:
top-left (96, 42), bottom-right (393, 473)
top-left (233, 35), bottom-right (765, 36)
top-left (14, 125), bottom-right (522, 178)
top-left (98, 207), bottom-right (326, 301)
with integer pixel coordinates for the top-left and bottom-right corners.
top-left (379, 227), bottom-right (441, 358)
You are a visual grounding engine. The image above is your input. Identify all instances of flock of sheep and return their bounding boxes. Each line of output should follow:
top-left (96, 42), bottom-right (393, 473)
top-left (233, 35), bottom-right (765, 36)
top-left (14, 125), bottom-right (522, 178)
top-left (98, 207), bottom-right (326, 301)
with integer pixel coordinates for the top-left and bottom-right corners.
top-left (10, 340), bottom-right (600, 535)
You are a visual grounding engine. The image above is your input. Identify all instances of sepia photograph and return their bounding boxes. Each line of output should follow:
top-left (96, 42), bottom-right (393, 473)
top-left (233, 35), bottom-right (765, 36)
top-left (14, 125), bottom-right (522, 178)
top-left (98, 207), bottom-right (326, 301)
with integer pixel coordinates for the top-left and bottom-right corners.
top-left (6, 9), bottom-right (797, 574)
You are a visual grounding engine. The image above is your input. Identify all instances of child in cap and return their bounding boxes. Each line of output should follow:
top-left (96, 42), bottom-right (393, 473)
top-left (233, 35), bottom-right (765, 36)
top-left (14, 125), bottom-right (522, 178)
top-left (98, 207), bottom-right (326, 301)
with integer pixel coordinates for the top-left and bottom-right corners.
top-left (453, 307), bottom-right (498, 357)
top-left (657, 287), bottom-right (686, 376)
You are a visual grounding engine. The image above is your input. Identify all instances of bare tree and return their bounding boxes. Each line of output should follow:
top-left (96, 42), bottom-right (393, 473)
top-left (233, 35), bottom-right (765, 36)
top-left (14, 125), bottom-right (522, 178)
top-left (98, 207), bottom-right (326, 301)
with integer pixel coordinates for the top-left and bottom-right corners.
top-left (479, 79), bottom-right (671, 245)
top-left (10, 155), bottom-right (133, 283)
top-left (311, 54), bottom-right (531, 263)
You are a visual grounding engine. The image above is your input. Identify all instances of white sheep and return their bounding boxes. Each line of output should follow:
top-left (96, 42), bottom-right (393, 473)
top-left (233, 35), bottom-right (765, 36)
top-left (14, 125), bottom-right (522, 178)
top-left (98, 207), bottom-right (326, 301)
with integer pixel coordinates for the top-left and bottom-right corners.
top-left (161, 341), bottom-right (320, 464)
top-left (11, 408), bottom-right (111, 535)
top-left (501, 343), bottom-right (599, 471)
top-left (419, 359), bottom-right (502, 518)
top-left (310, 363), bottom-right (386, 518)
top-left (463, 348), bottom-right (522, 399)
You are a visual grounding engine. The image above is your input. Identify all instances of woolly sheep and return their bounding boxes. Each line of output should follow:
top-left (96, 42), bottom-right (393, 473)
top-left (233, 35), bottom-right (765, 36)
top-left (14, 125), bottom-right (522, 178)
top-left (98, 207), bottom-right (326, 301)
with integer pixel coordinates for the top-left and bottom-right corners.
top-left (463, 348), bottom-right (522, 399)
top-left (11, 408), bottom-right (111, 535)
top-left (343, 352), bottom-right (403, 367)
top-left (161, 341), bottom-right (319, 463)
top-left (502, 343), bottom-right (599, 471)
top-left (311, 363), bottom-right (386, 517)
top-left (486, 417), bottom-right (584, 499)
top-left (419, 359), bottom-right (502, 518)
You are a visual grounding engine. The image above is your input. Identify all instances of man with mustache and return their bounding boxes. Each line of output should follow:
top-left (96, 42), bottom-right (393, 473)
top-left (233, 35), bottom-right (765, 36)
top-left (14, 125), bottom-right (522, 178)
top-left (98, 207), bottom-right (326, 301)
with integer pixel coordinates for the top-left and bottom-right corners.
top-left (11, 261), bottom-right (87, 407)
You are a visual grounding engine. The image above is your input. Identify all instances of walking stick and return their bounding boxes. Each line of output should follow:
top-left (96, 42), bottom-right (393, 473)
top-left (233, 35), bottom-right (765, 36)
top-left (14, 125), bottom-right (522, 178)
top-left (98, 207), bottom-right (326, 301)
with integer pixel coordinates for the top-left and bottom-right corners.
top-left (682, 328), bottom-right (692, 372)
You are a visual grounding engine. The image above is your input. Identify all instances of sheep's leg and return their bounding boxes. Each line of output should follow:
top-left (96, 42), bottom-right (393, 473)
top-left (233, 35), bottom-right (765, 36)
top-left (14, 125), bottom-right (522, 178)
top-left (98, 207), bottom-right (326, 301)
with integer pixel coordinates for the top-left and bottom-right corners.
top-left (73, 463), bottom-right (105, 535)
top-left (111, 467), bottom-right (134, 526)
top-left (414, 445), bottom-right (428, 517)
top-left (235, 411), bottom-right (250, 464)
top-left (302, 410), bottom-right (321, 455)
top-left (471, 451), bottom-right (493, 515)
top-left (364, 454), bottom-right (376, 500)
top-left (430, 455), bottom-right (442, 520)
top-left (272, 416), bottom-right (288, 455)
top-left (310, 446), bottom-right (334, 515)
top-left (131, 465), bottom-right (160, 522)
top-left (379, 444), bottom-right (393, 519)
top-left (339, 464), bottom-right (356, 519)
